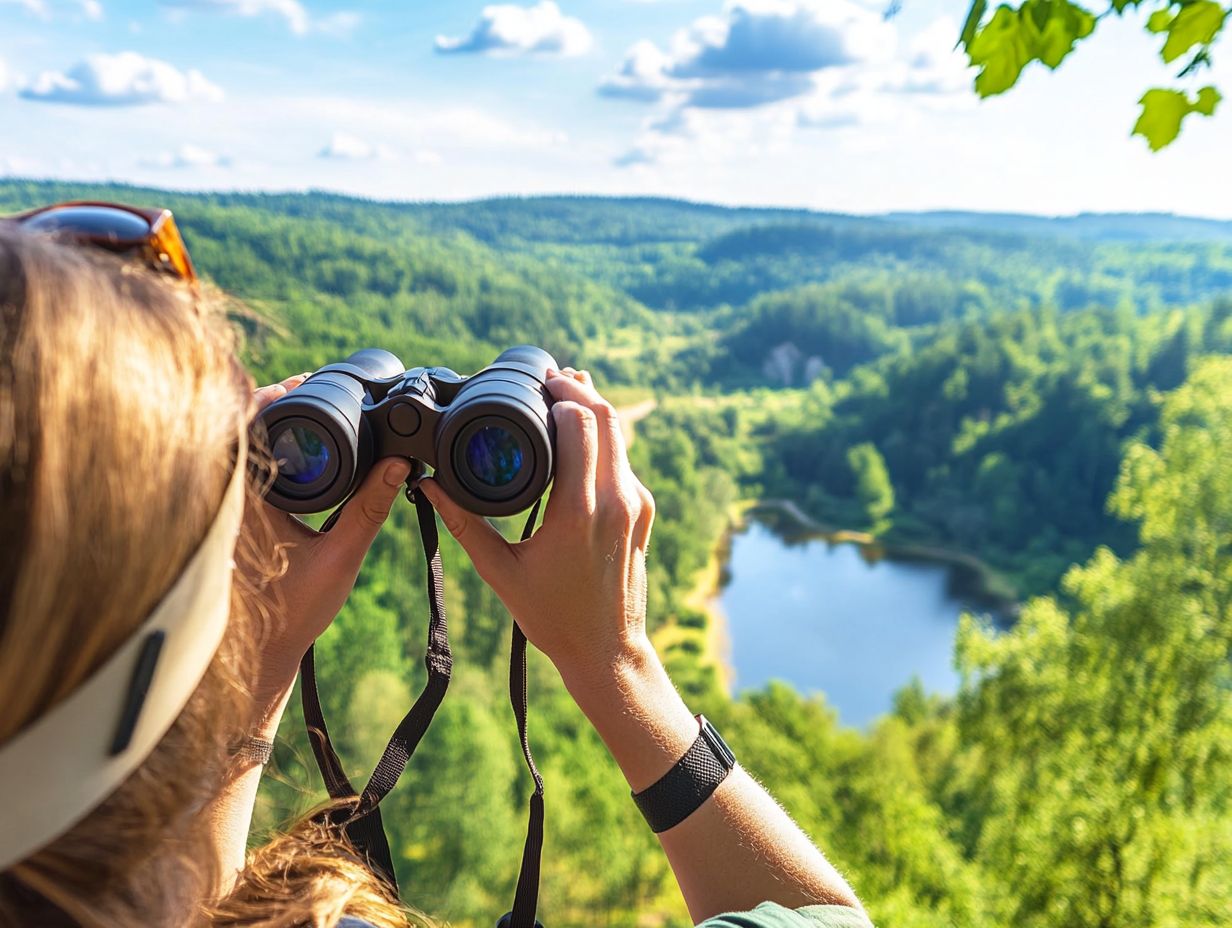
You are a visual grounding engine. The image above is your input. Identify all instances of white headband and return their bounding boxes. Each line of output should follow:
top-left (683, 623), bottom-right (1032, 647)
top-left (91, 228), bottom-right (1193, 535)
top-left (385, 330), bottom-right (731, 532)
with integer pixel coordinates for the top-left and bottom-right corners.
top-left (0, 442), bottom-right (248, 871)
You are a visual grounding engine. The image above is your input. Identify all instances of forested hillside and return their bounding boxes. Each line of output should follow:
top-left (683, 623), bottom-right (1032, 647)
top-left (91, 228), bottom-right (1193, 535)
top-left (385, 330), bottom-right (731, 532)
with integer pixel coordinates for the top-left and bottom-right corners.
top-left (3, 182), bottom-right (1230, 927)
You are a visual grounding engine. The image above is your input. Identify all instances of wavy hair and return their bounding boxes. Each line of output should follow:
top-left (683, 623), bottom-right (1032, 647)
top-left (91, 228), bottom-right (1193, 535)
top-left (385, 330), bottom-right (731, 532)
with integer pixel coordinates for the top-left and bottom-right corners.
top-left (0, 226), bottom-right (418, 928)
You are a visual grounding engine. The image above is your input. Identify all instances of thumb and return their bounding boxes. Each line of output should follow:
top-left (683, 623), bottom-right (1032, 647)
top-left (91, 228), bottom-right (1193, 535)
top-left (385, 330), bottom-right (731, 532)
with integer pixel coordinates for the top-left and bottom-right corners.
top-left (417, 477), bottom-right (517, 588)
top-left (329, 458), bottom-right (412, 558)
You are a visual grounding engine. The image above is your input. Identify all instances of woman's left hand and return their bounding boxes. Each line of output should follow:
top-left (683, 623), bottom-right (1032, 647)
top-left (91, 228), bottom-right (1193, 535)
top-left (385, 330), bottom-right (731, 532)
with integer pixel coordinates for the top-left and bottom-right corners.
top-left (244, 374), bottom-right (411, 699)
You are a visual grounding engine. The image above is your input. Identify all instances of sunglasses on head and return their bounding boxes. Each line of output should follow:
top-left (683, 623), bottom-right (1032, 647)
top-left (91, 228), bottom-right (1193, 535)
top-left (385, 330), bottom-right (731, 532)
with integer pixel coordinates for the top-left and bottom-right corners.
top-left (10, 201), bottom-right (197, 284)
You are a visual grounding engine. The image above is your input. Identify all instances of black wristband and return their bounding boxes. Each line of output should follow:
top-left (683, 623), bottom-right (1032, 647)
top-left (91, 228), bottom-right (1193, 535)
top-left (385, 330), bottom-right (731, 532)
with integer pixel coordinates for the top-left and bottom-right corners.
top-left (632, 715), bottom-right (736, 834)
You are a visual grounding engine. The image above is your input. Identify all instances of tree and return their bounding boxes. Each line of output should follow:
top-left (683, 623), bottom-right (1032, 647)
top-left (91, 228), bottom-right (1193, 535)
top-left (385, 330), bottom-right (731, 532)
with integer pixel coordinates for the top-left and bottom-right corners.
top-left (847, 442), bottom-right (896, 532)
top-left (951, 358), bottom-right (1232, 926)
top-left (958, 0), bottom-right (1228, 149)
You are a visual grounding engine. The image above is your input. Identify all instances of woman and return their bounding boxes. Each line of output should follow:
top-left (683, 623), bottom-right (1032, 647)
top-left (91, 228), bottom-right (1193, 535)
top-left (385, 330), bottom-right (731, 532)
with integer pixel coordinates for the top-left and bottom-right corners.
top-left (0, 215), bottom-right (872, 927)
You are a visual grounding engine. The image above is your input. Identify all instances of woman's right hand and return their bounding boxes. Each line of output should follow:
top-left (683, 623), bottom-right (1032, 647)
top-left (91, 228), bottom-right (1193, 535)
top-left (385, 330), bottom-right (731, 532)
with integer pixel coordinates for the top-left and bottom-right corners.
top-left (415, 367), bottom-right (655, 691)
top-left (425, 371), bottom-right (867, 925)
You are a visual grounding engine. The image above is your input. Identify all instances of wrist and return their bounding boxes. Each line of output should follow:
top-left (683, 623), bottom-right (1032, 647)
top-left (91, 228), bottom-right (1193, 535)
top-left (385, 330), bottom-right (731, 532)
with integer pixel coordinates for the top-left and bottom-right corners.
top-left (561, 637), bottom-right (700, 793)
top-left (247, 670), bottom-right (296, 743)
top-left (557, 634), bottom-right (657, 706)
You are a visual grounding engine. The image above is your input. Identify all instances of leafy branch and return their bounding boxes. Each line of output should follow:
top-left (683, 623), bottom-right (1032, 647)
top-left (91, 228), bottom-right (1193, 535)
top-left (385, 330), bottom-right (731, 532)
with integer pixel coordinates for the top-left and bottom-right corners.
top-left (958, 0), bottom-right (1228, 149)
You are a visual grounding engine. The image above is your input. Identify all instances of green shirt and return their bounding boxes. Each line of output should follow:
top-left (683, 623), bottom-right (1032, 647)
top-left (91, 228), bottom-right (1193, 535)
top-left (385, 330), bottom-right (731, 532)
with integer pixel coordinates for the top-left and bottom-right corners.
top-left (340, 902), bottom-right (872, 928)
top-left (697, 902), bottom-right (874, 928)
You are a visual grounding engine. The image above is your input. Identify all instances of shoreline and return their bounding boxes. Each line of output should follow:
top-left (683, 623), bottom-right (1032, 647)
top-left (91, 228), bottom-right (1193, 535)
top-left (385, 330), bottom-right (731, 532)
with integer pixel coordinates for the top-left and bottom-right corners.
top-left (683, 534), bottom-right (735, 694)
top-left (649, 502), bottom-right (742, 697)
top-left (751, 498), bottom-right (1020, 616)
top-left (672, 498), bottom-right (1021, 698)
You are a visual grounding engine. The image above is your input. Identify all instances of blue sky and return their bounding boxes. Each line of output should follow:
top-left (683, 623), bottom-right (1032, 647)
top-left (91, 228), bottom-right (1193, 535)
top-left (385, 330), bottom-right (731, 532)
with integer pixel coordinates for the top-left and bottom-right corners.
top-left (1, 0), bottom-right (1230, 216)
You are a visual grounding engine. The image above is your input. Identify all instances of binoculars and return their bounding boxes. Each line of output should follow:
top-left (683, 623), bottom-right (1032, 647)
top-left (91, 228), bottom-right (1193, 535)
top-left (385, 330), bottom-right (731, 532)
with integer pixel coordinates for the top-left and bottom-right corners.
top-left (258, 345), bottom-right (558, 517)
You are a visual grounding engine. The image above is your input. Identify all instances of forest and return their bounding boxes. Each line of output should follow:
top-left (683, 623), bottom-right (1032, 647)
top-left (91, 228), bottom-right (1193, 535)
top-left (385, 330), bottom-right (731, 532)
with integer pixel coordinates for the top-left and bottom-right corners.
top-left (1, 180), bottom-right (1229, 926)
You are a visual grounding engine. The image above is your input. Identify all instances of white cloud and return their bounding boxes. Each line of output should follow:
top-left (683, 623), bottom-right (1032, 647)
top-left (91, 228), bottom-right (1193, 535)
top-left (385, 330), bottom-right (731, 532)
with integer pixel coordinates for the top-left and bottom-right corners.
top-left (159, 0), bottom-right (359, 36)
top-left (601, 0), bottom-right (894, 108)
top-left (614, 104), bottom-right (796, 169)
top-left (0, 0), bottom-right (49, 17)
top-left (142, 143), bottom-right (232, 169)
top-left (0, 154), bottom-right (43, 176)
top-left (669, 0), bottom-right (893, 77)
top-left (598, 40), bottom-right (675, 101)
top-left (0, 58), bottom-right (8, 93)
top-left (415, 149), bottom-right (443, 166)
top-left (287, 98), bottom-right (569, 150)
top-left (876, 17), bottom-right (971, 95)
top-left (606, 8), bottom-right (975, 169)
top-left (315, 10), bottom-right (360, 35)
top-left (20, 52), bottom-right (224, 106)
top-left (435, 1), bottom-right (592, 57)
top-left (318, 132), bottom-right (394, 161)
top-left (0, 0), bottom-right (102, 18)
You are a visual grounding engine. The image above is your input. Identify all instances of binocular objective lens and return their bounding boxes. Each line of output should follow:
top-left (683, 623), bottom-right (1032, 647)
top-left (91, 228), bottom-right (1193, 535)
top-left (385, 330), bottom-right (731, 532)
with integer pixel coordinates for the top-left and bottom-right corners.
top-left (464, 425), bottom-right (524, 488)
top-left (273, 425), bottom-right (332, 485)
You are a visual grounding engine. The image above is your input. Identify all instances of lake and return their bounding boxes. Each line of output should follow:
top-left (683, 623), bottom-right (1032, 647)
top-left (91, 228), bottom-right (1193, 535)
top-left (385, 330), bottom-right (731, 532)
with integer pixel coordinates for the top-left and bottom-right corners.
top-left (718, 518), bottom-right (999, 728)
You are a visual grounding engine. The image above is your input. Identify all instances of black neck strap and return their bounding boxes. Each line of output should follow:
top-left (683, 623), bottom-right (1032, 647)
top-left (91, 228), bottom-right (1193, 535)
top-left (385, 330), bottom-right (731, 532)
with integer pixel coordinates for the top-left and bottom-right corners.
top-left (506, 496), bottom-right (545, 928)
top-left (298, 487), bottom-right (546, 927)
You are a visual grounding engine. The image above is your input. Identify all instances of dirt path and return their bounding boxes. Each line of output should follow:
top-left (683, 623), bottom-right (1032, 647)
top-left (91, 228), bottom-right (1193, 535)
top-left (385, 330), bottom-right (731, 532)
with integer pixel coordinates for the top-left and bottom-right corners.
top-left (615, 398), bottom-right (658, 447)
top-left (612, 396), bottom-right (736, 693)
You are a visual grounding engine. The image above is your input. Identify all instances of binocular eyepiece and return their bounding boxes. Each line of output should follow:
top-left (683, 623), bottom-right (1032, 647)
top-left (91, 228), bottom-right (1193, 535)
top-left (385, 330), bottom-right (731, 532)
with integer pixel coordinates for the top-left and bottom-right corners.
top-left (257, 345), bottom-right (558, 517)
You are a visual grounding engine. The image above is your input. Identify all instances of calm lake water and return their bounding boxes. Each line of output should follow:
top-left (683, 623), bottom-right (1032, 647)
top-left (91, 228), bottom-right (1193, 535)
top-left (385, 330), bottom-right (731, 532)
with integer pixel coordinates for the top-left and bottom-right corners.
top-left (719, 519), bottom-right (996, 728)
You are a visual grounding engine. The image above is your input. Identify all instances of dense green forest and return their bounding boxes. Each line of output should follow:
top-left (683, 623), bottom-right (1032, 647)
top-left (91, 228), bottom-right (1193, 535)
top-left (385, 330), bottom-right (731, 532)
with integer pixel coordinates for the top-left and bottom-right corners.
top-left (3, 181), bottom-right (1230, 926)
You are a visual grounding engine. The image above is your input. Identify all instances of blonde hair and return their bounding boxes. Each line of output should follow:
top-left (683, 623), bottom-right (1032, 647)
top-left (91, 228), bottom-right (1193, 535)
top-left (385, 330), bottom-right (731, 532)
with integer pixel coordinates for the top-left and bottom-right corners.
top-left (0, 226), bottom-right (414, 928)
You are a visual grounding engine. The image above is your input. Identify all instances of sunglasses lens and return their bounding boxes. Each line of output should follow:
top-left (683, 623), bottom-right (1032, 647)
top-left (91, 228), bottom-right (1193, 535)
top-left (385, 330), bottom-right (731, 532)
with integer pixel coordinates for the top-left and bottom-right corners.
top-left (22, 205), bottom-right (151, 241)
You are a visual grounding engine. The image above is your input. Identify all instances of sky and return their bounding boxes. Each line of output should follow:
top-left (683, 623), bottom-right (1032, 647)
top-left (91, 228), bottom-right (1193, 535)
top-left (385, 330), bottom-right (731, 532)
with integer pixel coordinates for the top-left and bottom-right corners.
top-left (1, 0), bottom-right (1230, 216)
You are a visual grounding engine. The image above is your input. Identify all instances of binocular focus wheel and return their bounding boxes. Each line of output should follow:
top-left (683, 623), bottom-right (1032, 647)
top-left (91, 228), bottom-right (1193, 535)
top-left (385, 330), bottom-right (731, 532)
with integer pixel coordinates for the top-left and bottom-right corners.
top-left (495, 915), bottom-right (544, 928)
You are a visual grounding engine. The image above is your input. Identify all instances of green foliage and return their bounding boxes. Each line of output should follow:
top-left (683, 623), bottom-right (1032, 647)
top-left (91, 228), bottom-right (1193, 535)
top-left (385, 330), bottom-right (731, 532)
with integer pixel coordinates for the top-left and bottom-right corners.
top-left (1134, 86), bottom-right (1223, 151)
top-left (965, 0), bottom-right (1095, 95)
top-left (951, 358), bottom-right (1232, 925)
top-left (5, 182), bottom-right (1231, 925)
top-left (846, 443), bottom-right (895, 532)
top-left (959, 0), bottom-right (1231, 149)
top-left (763, 303), bottom-right (1226, 596)
top-left (715, 284), bottom-right (910, 386)
top-left (1149, 1), bottom-right (1228, 62)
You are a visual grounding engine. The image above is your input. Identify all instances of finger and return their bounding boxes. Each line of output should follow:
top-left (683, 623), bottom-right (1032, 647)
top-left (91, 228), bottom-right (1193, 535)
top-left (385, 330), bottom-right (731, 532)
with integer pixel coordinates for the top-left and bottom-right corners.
top-left (631, 480), bottom-right (655, 553)
top-left (252, 383), bottom-right (288, 413)
top-left (416, 477), bottom-right (518, 588)
top-left (545, 368), bottom-right (604, 406)
top-left (325, 457), bottom-right (412, 568)
top-left (252, 373), bottom-right (311, 413)
top-left (280, 372), bottom-right (311, 391)
top-left (543, 399), bottom-right (599, 527)
top-left (255, 496), bottom-right (319, 545)
top-left (546, 372), bottom-right (629, 498)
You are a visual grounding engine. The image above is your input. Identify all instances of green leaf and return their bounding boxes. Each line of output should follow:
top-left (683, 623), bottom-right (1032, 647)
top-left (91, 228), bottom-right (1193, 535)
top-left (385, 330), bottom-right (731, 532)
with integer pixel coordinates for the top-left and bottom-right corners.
top-left (1194, 84), bottom-right (1222, 114)
top-left (969, 6), bottom-right (1032, 95)
top-left (1146, 9), bottom-right (1172, 33)
top-left (966, 0), bottom-right (1096, 97)
top-left (959, 0), bottom-right (989, 49)
top-left (1159, 0), bottom-right (1227, 62)
top-left (1036, 0), bottom-right (1097, 65)
top-left (1133, 85), bottom-right (1222, 150)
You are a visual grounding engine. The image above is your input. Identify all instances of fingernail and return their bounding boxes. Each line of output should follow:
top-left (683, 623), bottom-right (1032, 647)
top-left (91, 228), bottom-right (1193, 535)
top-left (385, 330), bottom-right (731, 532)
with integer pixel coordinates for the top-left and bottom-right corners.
top-left (384, 459), bottom-right (412, 487)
